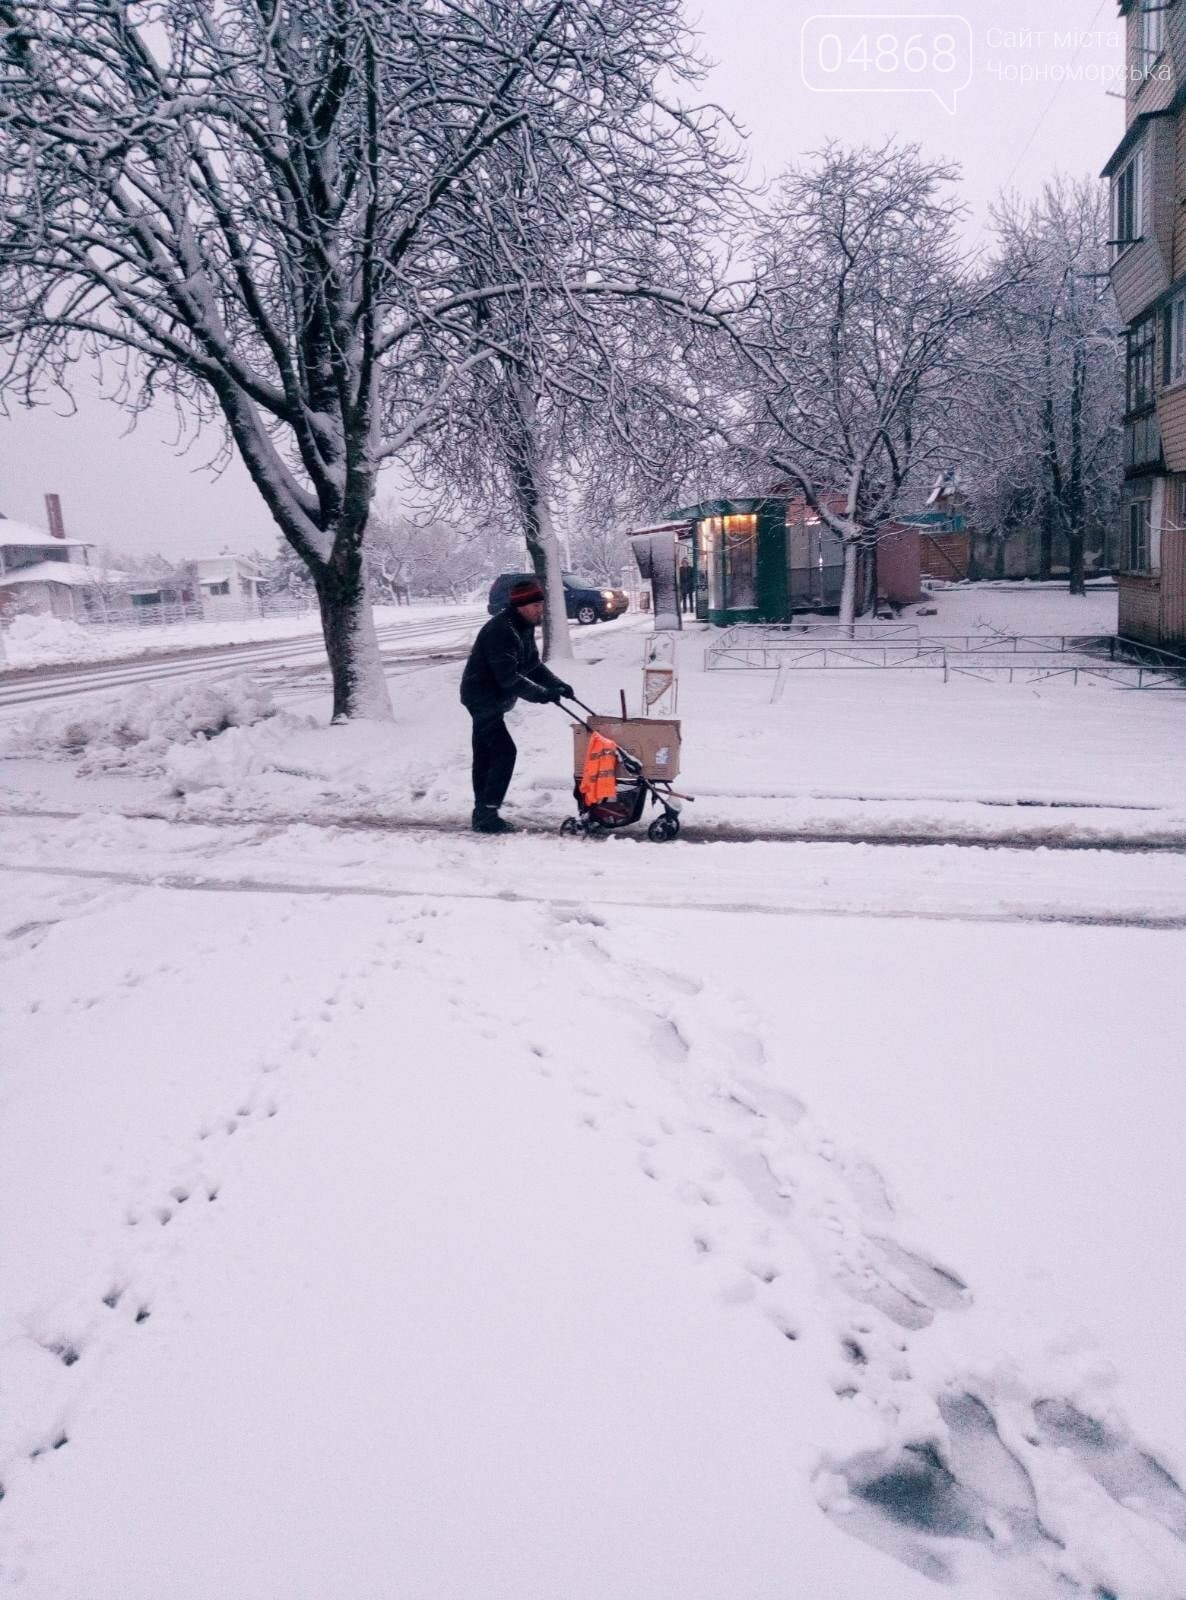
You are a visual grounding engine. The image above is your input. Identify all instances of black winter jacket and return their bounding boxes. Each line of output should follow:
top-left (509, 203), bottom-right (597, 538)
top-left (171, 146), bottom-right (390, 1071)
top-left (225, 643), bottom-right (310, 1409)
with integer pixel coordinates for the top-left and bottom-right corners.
top-left (460, 608), bottom-right (564, 717)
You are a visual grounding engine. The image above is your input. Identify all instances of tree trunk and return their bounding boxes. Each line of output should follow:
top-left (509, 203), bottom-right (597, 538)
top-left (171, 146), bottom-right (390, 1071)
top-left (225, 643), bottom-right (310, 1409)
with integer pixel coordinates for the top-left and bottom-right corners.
top-left (1038, 498), bottom-right (1056, 583)
top-left (1039, 330), bottom-right (1062, 583)
top-left (1067, 341), bottom-right (1087, 597)
top-left (314, 557), bottom-right (393, 722)
top-left (860, 539), bottom-right (878, 618)
top-left (529, 500), bottom-right (575, 663)
top-left (504, 372), bottom-right (574, 663)
top-left (838, 538), bottom-right (860, 635)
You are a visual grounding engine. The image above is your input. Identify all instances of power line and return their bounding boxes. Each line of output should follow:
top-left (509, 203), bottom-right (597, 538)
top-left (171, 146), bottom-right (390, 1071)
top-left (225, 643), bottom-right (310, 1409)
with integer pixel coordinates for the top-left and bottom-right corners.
top-left (1001, 0), bottom-right (1111, 191)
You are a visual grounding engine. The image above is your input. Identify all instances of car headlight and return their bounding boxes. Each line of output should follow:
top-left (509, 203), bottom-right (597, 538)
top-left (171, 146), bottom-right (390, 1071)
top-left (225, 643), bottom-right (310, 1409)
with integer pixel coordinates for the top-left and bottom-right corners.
top-left (602, 590), bottom-right (615, 601)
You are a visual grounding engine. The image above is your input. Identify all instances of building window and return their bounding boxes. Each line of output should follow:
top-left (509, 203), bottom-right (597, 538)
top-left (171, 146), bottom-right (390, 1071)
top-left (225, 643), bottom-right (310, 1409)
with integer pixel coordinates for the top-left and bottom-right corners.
top-left (1140, 0), bottom-right (1167, 64)
top-left (696, 516), bottom-right (723, 613)
top-left (1125, 410), bottom-right (1162, 470)
top-left (1126, 313), bottom-right (1157, 412)
top-left (204, 579), bottom-right (230, 596)
top-left (1112, 149), bottom-right (1144, 256)
top-left (722, 514), bottom-right (757, 611)
top-left (1165, 292), bottom-right (1186, 386)
top-left (1126, 499), bottom-right (1152, 571)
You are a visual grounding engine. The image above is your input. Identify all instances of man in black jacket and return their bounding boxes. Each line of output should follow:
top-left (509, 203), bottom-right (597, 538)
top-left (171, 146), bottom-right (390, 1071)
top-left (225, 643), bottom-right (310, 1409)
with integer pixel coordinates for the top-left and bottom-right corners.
top-left (460, 579), bottom-right (573, 833)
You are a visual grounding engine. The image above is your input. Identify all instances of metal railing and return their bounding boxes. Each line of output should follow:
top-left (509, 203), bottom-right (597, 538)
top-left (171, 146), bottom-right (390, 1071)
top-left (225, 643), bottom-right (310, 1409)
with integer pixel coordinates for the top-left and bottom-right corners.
top-left (697, 622), bottom-right (1186, 694)
top-left (705, 620), bottom-right (918, 668)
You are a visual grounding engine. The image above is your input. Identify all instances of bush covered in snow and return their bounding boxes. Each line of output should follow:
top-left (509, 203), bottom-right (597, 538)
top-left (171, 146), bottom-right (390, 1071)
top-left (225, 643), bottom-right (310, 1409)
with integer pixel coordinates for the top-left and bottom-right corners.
top-left (3, 675), bottom-right (280, 772)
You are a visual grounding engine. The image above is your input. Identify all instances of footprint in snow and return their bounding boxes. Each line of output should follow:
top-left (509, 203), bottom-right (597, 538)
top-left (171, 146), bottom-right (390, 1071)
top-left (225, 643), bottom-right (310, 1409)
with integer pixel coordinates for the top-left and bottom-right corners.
top-left (1032, 1399), bottom-right (1186, 1540)
top-left (832, 1237), bottom-right (969, 1332)
top-left (649, 1016), bottom-right (690, 1064)
top-left (824, 1387), bottom-right (1186, 1594)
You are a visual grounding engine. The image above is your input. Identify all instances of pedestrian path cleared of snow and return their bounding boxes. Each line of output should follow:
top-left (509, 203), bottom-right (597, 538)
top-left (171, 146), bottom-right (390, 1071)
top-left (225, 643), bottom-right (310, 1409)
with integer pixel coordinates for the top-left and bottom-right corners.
top-left (4, 811), bottom-right (1186, 929)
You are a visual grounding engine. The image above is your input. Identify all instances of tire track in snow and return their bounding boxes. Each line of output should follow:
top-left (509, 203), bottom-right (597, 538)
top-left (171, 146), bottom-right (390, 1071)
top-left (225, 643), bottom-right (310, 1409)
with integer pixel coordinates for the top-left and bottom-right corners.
top-left (3, 803), bottom-right (1185, 854)
top-left (5, 858), bottom-right (1186, 932)
top-left (0, 618), bottom-right (471, 708)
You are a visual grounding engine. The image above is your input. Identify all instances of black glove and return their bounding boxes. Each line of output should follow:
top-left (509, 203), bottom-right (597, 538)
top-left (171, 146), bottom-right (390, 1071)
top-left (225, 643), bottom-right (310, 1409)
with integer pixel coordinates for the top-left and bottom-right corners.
top-left (554, 681), bottom-right (574, 700)
top-left (544, 684), bottom-right (565, 702)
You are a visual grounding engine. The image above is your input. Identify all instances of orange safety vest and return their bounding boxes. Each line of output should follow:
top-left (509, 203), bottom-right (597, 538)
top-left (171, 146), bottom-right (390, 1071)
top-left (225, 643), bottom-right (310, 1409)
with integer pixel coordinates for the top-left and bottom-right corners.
top-left (579, 732), bottom-right (619, 806)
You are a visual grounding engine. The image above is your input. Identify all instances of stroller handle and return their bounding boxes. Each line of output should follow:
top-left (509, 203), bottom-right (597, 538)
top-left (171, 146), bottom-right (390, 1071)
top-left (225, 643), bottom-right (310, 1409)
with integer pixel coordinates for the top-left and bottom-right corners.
top-left (556, 696), bottom-right (644, 775)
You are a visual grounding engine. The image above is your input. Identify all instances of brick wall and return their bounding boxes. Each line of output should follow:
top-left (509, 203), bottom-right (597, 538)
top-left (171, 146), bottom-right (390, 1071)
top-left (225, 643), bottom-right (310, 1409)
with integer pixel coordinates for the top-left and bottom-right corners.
top-left (1162, 525), bottom-right (1186, 646)
top-left (1118, 572), bottom-right (1163, 643)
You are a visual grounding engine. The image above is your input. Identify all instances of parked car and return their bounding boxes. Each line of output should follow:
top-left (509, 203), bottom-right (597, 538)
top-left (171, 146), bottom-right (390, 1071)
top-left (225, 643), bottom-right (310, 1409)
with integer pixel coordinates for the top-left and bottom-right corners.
top-left (487, 571), bottom-right (629, 625)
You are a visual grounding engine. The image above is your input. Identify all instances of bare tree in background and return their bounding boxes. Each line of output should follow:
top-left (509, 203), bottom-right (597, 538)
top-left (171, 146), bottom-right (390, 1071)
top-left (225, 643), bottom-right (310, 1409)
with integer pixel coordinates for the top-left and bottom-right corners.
top-left (411, 49), bottom-right (740, 661)
top-left (959, 178), bottom-right (1121, 592)
top-left (365, 506), bottom-right (518, 603)
top-left (0, 0), bottom-right (728, 715)
top-left (717, 141), bottom-right (1012, 630)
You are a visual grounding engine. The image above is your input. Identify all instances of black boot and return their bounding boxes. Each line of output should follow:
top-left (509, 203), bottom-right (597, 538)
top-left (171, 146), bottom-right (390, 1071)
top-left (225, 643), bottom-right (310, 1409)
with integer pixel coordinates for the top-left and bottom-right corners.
top-left (472, 806), bottom-right (516, 835)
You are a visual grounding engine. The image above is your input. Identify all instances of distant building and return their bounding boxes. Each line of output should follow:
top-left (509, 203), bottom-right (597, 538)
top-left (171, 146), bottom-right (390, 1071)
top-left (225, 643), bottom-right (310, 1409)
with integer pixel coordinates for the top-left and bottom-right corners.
top-left (0, 506), bottom-right (123, 620)
top-left (1103, 0), bottom-right (1186, 648)
top-left (0, 506), bottom-right (266, 626)
top-left (636, 493), bottom-right (922, 625)
top-left (189, 555), bottom-right (265, 618)
top-left (902, 473), bottom-right (973, 584)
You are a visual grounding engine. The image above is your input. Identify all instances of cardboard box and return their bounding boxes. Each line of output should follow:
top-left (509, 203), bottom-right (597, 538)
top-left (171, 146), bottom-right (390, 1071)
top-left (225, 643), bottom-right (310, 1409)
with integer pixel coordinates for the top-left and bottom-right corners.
top-left (573, 717), bottom-right (681, 782)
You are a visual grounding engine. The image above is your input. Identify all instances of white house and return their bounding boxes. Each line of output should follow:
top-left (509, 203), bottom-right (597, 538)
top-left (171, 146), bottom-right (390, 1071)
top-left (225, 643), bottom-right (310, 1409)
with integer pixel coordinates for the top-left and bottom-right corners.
top-left (190, 555), bottom-right (265, 619)
top-left (0, 511), bottom-right (119, 620)
top-left (1, 507), bottom-right (266, 625)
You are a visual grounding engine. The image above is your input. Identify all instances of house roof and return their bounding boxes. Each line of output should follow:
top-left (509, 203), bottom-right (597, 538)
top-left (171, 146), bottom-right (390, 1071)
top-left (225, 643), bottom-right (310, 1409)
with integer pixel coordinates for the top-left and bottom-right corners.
top-left (0, 515), bottom-right (93, 551)
top-left (625, 520), bottom-right (694, 539)
top-left (0, 561), bottom-right (127, 588)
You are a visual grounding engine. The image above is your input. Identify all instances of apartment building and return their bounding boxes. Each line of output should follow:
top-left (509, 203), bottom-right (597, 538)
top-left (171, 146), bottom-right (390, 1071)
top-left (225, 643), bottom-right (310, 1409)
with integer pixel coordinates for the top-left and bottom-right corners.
top-left (1104, 0), bottom-right (1186, 647)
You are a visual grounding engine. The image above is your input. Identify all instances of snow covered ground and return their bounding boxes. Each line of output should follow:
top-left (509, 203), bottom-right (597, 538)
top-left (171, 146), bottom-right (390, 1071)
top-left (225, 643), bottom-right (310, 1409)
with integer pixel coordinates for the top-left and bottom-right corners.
top-left (0, 601), bottom-right (477, 671)
top-left (2, 588), bottom-right (1185, 1599)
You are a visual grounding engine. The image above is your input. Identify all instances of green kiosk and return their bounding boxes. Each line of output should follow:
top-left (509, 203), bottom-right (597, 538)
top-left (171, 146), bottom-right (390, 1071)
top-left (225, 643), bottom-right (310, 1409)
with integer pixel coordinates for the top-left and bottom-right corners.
top-left (677, 496), bottom-right (846, 625)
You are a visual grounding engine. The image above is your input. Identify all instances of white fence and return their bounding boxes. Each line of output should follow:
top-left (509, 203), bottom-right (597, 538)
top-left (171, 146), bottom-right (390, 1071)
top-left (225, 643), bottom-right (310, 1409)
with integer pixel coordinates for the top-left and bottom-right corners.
top-left (76, 594), bottom-right (318, 631)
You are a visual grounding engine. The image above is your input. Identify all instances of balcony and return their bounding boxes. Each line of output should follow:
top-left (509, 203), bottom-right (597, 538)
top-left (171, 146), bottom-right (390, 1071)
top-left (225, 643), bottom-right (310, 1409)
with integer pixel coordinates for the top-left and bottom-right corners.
top-left (1124, 408), bottom-right (1163, 474)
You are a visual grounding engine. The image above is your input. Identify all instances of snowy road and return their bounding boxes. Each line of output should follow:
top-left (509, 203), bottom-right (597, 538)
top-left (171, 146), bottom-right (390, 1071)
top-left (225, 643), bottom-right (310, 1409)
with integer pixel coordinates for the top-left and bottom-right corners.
top-left (0, 612), bottom-right (476, 710)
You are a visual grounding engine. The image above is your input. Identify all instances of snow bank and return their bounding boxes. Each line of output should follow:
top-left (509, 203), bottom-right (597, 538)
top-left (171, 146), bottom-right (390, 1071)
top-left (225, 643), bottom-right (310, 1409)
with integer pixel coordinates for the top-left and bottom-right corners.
top-left (164, 712), bottom-right (329, 795)
top-left (1, 614), bottom-right (119, 668)
top-left (2, 676), bottom-right (285, 774)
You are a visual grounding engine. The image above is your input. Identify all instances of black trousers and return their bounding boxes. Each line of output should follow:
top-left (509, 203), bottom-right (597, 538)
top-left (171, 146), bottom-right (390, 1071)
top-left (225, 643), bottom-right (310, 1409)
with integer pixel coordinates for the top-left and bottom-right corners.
top-left (470, 711), bottom-right (517, 810)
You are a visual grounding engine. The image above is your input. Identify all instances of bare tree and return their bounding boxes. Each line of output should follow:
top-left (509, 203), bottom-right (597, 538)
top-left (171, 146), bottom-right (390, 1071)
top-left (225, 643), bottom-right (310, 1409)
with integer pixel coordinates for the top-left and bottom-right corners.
top-left (715, 141), bottom-right (1012, 630)
top-left (365, 504), bottom-right (517, 603)
top-left (411, 47), bottom-right (741, 661)
top-left (960, 178), bottom-right (1121, 592)
top-left (0, 0), bottom-right (724, 715)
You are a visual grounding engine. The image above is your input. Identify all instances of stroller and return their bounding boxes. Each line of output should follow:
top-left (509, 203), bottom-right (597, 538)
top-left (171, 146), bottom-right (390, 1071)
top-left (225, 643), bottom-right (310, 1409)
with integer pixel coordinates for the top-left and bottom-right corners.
top-left (558, 695), bottom-right (685, 842)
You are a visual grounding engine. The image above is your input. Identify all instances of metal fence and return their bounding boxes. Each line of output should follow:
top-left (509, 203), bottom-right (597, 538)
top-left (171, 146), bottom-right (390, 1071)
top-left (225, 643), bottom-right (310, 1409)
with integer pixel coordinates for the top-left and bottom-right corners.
top-left (698, 622), bottom-right (1186, 694)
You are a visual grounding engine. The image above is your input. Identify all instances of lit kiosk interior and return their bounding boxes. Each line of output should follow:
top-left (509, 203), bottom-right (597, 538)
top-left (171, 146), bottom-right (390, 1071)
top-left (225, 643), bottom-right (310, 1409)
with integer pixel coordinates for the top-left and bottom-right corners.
top-left (681, 497), bottom-right (846, 624)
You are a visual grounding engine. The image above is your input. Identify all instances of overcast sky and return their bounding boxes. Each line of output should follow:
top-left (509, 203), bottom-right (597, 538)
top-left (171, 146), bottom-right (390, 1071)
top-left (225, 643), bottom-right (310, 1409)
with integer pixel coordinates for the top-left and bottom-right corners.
top-left (1, 0), bottom-right (1124, 560)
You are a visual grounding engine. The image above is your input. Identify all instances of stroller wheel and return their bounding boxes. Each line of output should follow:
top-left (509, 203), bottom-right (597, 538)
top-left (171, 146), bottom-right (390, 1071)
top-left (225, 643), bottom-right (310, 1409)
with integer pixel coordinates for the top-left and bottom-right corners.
top-left (559, 817), bottom-right (581, 837)
top-left (647, 812), bottom-right (681, 843)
